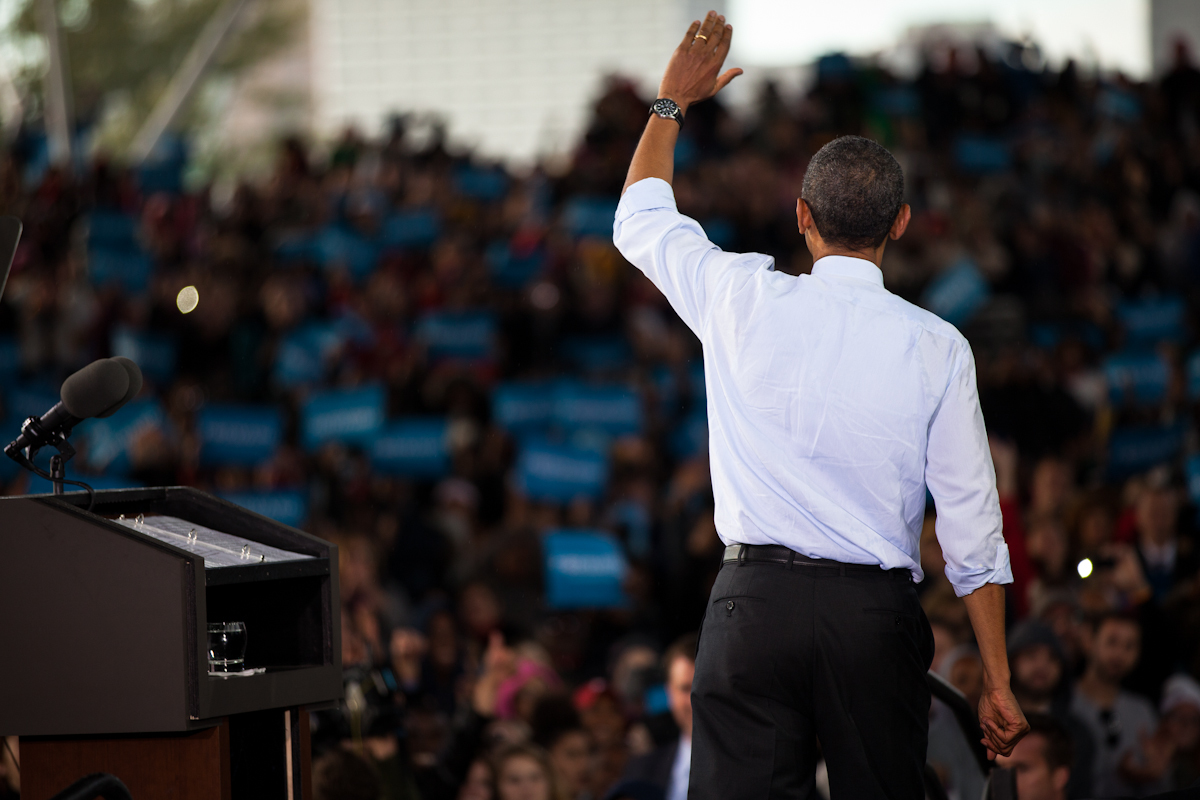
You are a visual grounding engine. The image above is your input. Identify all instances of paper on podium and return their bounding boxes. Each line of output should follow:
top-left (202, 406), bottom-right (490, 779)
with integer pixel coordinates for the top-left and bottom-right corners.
top-left (114, 514), bottom-right (315, 568)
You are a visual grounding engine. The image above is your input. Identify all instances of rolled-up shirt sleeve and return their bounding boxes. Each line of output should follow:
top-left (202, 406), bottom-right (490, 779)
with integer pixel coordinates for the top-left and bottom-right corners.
top-left (613, 177), bottom-right (763, 335)
top-left (925, 344), bottom-right (1013, 597)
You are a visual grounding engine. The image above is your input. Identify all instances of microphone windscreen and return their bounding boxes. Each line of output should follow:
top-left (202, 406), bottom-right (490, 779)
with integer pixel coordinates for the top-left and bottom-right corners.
top-left (0, 216), bottom-right (21, 303)
top-left (60, 359), bottom-right (131, 419)
top-left (96, 357), bottom-right (144, 418)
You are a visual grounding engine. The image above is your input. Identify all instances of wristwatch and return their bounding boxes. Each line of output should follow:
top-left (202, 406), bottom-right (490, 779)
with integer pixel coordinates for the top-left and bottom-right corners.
top-left (650, 98), bottom-right (684, 128)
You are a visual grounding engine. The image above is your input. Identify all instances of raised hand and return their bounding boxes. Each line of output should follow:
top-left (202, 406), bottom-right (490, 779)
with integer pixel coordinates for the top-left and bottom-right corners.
top-left (471, 630), bottom-right (516, 717)
top-left (658, 11), bottom-right (743, 111)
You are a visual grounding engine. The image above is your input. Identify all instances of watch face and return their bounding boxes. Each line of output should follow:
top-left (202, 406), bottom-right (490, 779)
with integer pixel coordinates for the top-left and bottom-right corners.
top-left (654, 99), bottom-right (677, 116)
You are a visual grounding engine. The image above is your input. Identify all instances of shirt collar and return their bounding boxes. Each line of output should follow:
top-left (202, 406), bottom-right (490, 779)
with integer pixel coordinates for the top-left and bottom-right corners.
top-left (811, 255), bottom-right (884, 287)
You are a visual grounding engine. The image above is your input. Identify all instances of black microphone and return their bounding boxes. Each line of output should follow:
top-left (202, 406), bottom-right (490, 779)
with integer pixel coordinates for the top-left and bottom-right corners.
top-left (98, 356), bottom-right (143, 418)
top-left (4, 359), bottom-right (133, 459)
top-left (0, 215), bottom-right (21, 302)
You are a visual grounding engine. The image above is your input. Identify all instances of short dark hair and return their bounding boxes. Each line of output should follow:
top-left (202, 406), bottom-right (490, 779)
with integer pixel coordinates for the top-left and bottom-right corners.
top-left (801, 136), bottom-right (905, 251)
top-left (662, 632), bottom-right (698, 671)
top-left (1023, 712), bottom-right (1073, 772)
top-left (530, 693), bottom-right (585, 750)
top-left (313, 749), bottom-right (381, 800)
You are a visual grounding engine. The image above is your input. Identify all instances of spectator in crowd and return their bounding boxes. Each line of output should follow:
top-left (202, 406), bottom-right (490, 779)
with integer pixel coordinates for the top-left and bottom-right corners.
top-left (1133, 468), bottom-right (1198, 605)
top-left (996, 712), bottom-right (1074, 800)
top-left (1160, 673), bottom-right (1200, 790)
top-left (928, 643), bottom-right (988, 800)
top-left (314, 748), bottom-right (384, 800)
top-left (1071, 612), bottom-right (1172, 796)
top-left (1007, 620), bottom-right (1095, 798)
top-left (531, 695), bottom-right (596, 800)
top-left (573, 680), bottom-right (630, 792)
top-left (621, 634), bottom-right (696, 800)
top-left (493, 743), bottom-right (558, 800)
top-left (459, 760), bottom-right (495, 800)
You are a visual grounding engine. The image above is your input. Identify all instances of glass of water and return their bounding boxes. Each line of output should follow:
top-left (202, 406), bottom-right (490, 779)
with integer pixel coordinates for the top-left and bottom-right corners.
top-left (207, 622), bottom-right (248, 673)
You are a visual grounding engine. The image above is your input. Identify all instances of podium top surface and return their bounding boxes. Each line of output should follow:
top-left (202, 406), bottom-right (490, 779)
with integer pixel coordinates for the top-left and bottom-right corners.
top-left (3, 486), bottom-right (332, 564)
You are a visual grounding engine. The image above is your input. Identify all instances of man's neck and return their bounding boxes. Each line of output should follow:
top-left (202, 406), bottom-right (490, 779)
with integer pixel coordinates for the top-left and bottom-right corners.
top-left (1077, 669), bottom-right (1119, 709)
top-left (811, 247), bottom-right (883, 269)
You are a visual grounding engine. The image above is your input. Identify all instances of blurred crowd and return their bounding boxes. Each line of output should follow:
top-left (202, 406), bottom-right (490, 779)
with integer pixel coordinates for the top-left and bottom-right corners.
top-left (7, 30), bottom-right (1200, 800)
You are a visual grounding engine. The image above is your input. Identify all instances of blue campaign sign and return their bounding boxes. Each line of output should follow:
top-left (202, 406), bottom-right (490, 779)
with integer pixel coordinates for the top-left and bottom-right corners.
top-left (273, 322), bottom-right (345, 388)
top-left (80, 399), bottom-right (168, 475)
top-left (89, 248), bottom-right (152, 293)
top-left (1118, 296), bottom-right (1185, 345)
top-left (87, 211), bottom-right (139, 247)
top-left (455, 166), bottom-right (509, 201)
top-left (112, 327), bottom-right (176, 384)
top-left (560, 337), bottom-right (632, 374)
top-left (382, 209), bottom-right (441, 250)
top-left (516, 440), bottom-right (608, 502)
top-left (301, 384), bottom-right (385, 450)
top-left (670, 411), bottom-right (709, 458)
top-left (563, 197), bottom-right (620, 238)
top-left (543, 529), bottom-right (629, 609)
top-left (1107, 423), bottom-right (1186, 480)
top-left (493, 382), bottom-right (556, 436)
top-left (953, 135), bottom-right (1011, 173)
top-left (198, 405), bottom-right (283, 466)
top-left (415, 311), bottom-right (495, 360)
top-left (872, 86), bottom-right (921, 117)
top-left (218, 489), bottom-right (308, 528)
top-left (1098, 87), bottom-right (1141, 122)
top-left (553, 382), bottom-right (642, 436)
top-left (0, 336), bottom-right (19, 376)
top-left (921, 258), bottom-right (990, 328)
top-left (486, 241), bottom-right (546, 288)
top-left (4, 384), bottom-right (60, 421)
top-left (314, 225), bottom-right (379, 280)
top-left (275, 231), bottom-right (318, 264)
top-left (1104, 352), bottom-right (1169, 405)
top-left (25, 473), bottom-right (143, 495)
top-left (138, 134), bottom-right (187, 194)
top-left (370, 419), bottom-right (450, 477)
top-left (700, 217), bottom-right (736, 250)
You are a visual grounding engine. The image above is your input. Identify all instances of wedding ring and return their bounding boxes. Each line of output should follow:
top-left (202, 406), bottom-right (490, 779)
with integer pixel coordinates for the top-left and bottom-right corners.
top-left (694, 34), bottom-right (708, 41)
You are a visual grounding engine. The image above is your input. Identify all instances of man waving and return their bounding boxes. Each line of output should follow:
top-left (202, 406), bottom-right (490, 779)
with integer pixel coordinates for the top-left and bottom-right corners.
top-left (613, 11), bottom-right (1029, 798)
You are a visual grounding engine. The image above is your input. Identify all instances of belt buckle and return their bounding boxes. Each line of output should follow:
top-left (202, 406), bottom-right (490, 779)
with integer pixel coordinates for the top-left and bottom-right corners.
top-left (737, 544), bottom-right (747, 565)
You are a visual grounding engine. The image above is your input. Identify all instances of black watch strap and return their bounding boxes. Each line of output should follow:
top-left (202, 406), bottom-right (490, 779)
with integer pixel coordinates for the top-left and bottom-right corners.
top-left (650, 98), bottom-right (684, 128)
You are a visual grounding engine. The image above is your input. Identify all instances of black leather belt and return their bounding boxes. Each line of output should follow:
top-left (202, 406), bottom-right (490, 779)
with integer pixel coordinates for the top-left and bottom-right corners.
top-left (722, 543), bottom-right (909, 579)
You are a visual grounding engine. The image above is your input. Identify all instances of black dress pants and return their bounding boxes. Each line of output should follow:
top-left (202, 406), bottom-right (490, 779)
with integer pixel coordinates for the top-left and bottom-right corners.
top-left (689, 556), bottom-right (935, 800)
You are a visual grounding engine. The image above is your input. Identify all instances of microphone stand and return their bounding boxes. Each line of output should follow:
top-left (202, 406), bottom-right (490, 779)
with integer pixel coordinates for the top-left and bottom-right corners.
top-left (7, 413), bottom-right (78, 496)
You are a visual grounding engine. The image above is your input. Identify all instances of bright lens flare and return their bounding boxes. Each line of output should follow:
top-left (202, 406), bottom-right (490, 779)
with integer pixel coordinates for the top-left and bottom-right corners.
top-left (176, 285), bottom-right (199, 314)
top-left (1077, 558), bottom-right (1094, 579)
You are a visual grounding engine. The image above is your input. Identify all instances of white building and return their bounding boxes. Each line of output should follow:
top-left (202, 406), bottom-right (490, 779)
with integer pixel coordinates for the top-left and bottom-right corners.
top-left (307, 0), bottom-right (708, 164)
top-left (1151, 0), bottom-right (1200, 75)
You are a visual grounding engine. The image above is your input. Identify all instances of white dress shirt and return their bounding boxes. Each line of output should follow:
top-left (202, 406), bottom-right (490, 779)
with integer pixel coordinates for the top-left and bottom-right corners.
top-left (668, 736), bottom-right (691, 800)
top-left (613, 178), bottom-right (1011, 596)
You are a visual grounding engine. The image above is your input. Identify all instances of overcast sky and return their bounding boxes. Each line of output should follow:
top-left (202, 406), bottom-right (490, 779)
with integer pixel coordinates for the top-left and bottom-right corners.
top-left (729, 0), bottom-right (1149, 76)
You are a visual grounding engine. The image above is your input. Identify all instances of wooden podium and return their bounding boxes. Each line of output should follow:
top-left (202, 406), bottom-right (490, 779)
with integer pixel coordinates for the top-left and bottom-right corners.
top-left (0, 487), bottom-right (342, 799)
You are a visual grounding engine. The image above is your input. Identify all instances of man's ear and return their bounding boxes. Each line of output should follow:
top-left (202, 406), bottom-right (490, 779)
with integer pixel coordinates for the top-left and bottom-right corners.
top-left (889, 204), bottom-right (912, 241)
top-left (797, 198), bottom-right (812, 234)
